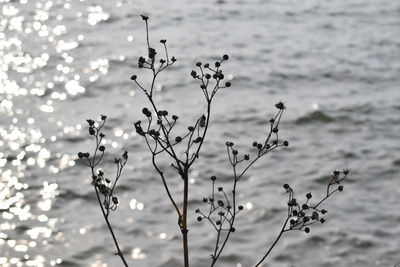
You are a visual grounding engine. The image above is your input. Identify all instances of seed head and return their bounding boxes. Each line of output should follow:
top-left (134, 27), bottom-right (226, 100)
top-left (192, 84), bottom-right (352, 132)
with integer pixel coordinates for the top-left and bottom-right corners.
top-left (275, 102), bottom-right (286, 110)
top-left (283, 141), bottom-right (289, 147)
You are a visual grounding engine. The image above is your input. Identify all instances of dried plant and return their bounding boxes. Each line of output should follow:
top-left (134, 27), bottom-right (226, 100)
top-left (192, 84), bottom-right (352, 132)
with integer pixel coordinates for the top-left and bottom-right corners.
top-left (78, 15), bottom-right (350, 267)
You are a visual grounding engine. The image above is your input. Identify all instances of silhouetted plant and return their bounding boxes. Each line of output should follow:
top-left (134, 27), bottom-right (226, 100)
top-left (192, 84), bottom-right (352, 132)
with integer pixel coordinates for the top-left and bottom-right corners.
top-left (78, 116), bottom-right (129, 266)
top-left (78, 15), bottom-right (350, 267)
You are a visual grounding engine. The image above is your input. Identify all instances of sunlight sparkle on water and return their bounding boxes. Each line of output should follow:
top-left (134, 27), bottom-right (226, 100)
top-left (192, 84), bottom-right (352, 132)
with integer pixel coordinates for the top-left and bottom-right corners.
top-left (131, 247), bottom-right (146, 259)
top-left (130, 199), bottom-right (144, 211)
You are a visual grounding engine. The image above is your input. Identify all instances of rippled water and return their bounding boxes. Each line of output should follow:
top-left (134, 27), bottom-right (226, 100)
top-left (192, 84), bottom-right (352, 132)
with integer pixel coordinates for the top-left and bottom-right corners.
top-left (1, 0), bottom-right (399, 266)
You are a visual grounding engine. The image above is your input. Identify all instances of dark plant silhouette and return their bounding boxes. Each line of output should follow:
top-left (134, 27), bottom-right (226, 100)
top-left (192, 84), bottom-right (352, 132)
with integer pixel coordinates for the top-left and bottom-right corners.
top-left (78, 116), bottom-right (129, 266)
top-left (78, 15), bottom-right (350, 267)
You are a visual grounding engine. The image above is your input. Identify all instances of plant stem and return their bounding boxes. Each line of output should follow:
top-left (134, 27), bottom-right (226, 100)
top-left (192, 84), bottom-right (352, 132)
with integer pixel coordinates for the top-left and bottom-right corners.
top-left (94, 186), bottom-right (129, 267)
top-left (254, 217), bottom-right (289, 267)
top-left (182, 167), bottom-right (190, 267)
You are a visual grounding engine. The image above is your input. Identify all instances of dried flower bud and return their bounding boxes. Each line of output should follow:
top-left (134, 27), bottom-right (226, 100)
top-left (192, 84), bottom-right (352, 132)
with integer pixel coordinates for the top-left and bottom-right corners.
top-left (283, 184), bottom-right (290, 189)
top-left (210, 176), bottom-right (216, 181)
top-left (338, 185), bottom-right (344, 191)
top-left (304, 227), bottom-right (310, 233)
top-left (244, 154), bottom-right (250, 160)
top-left (160, 39), bottom-right (166, 44)
top-left (122, 151), bottom-right (128, 160)
top-left (306, 192), bottom-right (312, 199)
top-left (283, 141), bottom-right (289, 147)
top-left (205, 74), bottom-right (211, 79)
top-left (196, 62), bottom-right (202, 67)
top-left (175, 136), bottom-right (182, 143)
top-left (99, 145), bottom-right (105, 152)
top-left (199, 115), bottom-right (206, 127)
top-left (275, 102), bottom-right (286, 110)
top-left (98, 184), bottom-right (108, 194)
top-left (230, 227), bottom-right (235, 232)
top-left (223, 54), bottom-right (229, 60)
top-left (130, 75), bottom-right (137, 81)
top-left (225, 82), bottom-right (231, 87)
top-left (197, 216), bottom-right (202, 222)
top-left (141, 15), bottom-right (149, 21)
top-left (112, 196), bottom-right (119, 205)
top-left (193, 137), bottom-right (202, 143)
top-left (78, 152), bottom-right (84, 158)
top-left (172, 115), bottom-right (178, 120)
top-left (148, 47), bottom-right (157, 59)
top-left (89, 127), bottom-right (95, 135)
top-left (238, 205), bottom-right (244, 210)
top-left (218, 187), bottom-right (223, 192)
top-left (101, 115), bottom-right (107, 120)
top-left (215, 62), bottom-right (221, 68)
top-left (311, 211), bottom-right (319, 220)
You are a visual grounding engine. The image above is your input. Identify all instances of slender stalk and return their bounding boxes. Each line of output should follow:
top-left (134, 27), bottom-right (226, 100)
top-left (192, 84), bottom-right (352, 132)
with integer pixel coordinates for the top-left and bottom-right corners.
top-left (94, 185), bottom-right (129, 267)
top-left (182, 167), bottom-right (190, 267)
top-left (254, 217), bottom-right (289, 267)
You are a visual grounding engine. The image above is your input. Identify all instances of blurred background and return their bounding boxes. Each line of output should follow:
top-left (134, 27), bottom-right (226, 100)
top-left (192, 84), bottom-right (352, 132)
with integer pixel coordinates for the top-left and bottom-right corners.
top-left (1, 0), bottom-right (399, 266)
